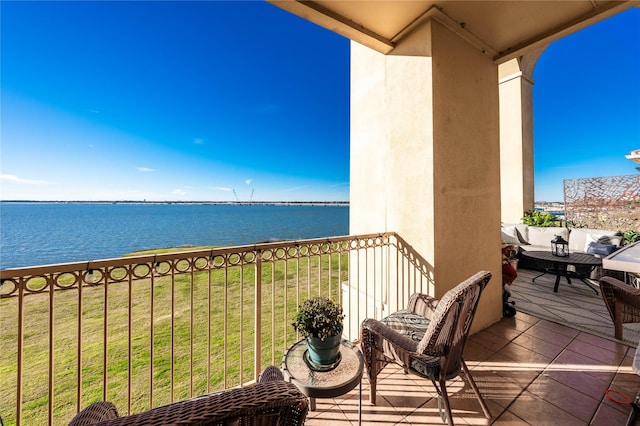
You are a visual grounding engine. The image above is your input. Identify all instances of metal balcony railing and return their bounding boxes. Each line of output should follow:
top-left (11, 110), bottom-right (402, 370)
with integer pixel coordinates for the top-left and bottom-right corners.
top-left (0, 232), bottom-right (433, 426)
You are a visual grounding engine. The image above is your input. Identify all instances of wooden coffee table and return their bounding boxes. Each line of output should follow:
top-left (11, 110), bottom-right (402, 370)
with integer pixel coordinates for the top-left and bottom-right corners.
top-left (520, 251), bottom-right (602, 294)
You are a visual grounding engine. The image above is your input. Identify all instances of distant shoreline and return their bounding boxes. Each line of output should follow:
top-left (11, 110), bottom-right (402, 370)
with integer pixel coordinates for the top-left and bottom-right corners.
top-left (0, 200), bottom-right (349, 207)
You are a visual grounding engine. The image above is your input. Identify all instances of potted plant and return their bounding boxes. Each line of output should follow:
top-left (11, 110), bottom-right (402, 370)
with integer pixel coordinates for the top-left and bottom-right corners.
top-left (624, 229), bottom-right (640, 246)
top-left (292, 296), bottom-right (344, 368)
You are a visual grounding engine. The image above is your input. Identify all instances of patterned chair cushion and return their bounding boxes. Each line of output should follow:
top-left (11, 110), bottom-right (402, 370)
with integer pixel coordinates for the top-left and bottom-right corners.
top-left (410, 354), bottom-right (461, 381)
top-left (381, 309), bottom-right (461, 381)
top-left (381, 309), bottom-right (430, 342)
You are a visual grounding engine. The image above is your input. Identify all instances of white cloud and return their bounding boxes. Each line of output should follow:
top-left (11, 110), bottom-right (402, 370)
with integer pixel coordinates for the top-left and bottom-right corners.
top-left (0, 174), bottom-right (52, 185)
top-left (245, 179), bottom-right (252, 185)
top-left (137, 167), bottom-right (155, 172)
top-left (282, 185), bottom-right (308, 193)
top-left (172, 189), bottom-right (188, 196)
top-left (214, 187), bottom-right (233, 192)
top-left (194, 138), bottom-right (205, 145)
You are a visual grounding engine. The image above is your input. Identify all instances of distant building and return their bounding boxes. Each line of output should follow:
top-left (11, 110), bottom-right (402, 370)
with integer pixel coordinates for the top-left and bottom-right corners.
top-left (626, 149), bottom-right (640, 171)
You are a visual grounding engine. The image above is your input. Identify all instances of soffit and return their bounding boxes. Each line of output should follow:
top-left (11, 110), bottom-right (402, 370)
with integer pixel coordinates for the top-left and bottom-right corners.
top-left (268, 1), bottom-right (638, 63)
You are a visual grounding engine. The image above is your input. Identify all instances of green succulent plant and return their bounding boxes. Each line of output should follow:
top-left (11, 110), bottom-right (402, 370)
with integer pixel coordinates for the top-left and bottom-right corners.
top-left (292, 296), bottom-right (344, 340)
top-left (521, 210), bottom-right (559, 227)
top-left (623, 229), bottom-right (640, 246)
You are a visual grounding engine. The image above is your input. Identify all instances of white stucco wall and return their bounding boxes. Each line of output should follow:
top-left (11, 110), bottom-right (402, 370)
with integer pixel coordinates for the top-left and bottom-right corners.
top-left (350, 19), bottom-right (503, 330)
top-left (499, 58), bottom-right (536, 223)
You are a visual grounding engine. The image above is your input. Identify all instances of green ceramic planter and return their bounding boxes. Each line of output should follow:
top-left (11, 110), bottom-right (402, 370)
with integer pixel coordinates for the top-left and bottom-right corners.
top-left (306, 334), bottom-right (341, 366)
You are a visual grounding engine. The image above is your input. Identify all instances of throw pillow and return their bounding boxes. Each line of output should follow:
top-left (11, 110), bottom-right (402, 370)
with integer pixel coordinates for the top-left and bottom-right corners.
top-left (586, 241), bottom-right (617, 256)
top-left (501, 226), bottom-right (521, 245)
top-left (584, 233), bottom-right (623, 252)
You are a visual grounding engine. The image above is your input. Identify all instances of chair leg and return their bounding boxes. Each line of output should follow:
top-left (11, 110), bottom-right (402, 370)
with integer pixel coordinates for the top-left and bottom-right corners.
top-left (614, 300), bottom-right (623, 340)
top-left (369, 375), bottom-right (377, 405)
top-left (367, 350), bottom-right (378, 405)
top-left (461, 359), bottom-right (492, 420)
top-left (439, 378), bottom-right (455, 426)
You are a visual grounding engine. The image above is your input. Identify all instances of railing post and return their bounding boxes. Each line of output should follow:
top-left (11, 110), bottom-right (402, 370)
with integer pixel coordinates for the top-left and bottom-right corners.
top-left (17, 278), bottom-right (24, 426)
top-left (254, 250), bottom-right (262, 381)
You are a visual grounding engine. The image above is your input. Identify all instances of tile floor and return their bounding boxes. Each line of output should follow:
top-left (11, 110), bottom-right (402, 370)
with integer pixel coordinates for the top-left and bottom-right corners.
top-left (305, 311), bottom-right (640, 425)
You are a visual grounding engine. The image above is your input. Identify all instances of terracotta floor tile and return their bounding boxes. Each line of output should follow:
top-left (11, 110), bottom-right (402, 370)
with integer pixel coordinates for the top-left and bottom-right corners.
top-left (565, 337), bottom-right (627, 365)
top-left (551, 349), bottom-right (623, 393)
top-left (469, 329), bottom-right (512, 352)
top-left (467, 370), bottom-right (525, 410)
top-left (512, 310), bottom-right (541, 325)
top-left (575, 330), bottom-right (630, 353)
top-left (532, 318), bottom-right (581, 339)
top-left (306, 399), bottom-right (351, 423)
top-left (491, 409), bottom-right (530, 425)
top-left (404, 399), bottom-right (482, 426)
top-left (600, 387), bottom-right (635, 415)
top-left (526, 374), bottom-right (600, 422)
top-left (482, 320), bottom-right (525, 342)
top-left (479, 353), bottom-right (541, 392)
top-left (590, 400), bottom-right (634, 426)
top-left (495, 340), bottom-right (555, 365)
top-left (464, 339), bottom-right (497, 362)
top-left (507, 390), bottom-right (584, 426)
top-left (540, 368), bottom-right (610, 402)
top-left (511, 332), bottom-right (565, 359)
top-left (610, 370), bottom-right (640, 397)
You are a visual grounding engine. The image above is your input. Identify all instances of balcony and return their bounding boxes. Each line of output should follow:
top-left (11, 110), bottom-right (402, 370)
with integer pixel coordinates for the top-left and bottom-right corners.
top-left (1, 233), bottom-right (638, 425)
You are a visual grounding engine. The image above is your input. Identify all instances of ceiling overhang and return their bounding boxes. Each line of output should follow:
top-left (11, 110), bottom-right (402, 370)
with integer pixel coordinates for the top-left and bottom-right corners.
top-left (268, 1), bottom-right (638, 63)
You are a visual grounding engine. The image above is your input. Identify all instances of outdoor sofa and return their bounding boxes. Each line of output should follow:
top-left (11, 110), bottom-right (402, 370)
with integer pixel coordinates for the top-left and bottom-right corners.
top-left (501, 223), bottom-right (624, 278)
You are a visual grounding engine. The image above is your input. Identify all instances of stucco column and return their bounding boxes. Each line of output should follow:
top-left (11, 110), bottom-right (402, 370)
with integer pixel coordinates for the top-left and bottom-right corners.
top-left (350, 19), bottom-right (502, 330)
top-left (499, 54), bottom-right (541, 224)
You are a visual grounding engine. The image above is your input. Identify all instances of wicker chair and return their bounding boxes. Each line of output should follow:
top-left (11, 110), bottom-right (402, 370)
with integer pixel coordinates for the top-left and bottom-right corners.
top-left (68, 366), bottom-right (308, 426)
top-left (600, 276), bottom-right (640, 340)
top-left (361, 271), bottom-right (492, 426)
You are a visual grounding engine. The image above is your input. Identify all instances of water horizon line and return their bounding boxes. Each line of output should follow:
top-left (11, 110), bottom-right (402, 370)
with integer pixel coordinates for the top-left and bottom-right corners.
top-left (0, 199), bottom-right (350, 206)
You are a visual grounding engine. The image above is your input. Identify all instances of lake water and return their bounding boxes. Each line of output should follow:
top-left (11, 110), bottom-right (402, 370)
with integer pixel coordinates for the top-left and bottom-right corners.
top-left (0, 203), bottom-right (349, 269)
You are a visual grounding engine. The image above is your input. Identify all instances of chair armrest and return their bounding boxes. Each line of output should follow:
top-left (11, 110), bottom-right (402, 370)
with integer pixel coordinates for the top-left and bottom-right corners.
top-left (408, 293), bottom-right (438, 320)
top-left (361, 318), bottom-right (420, 353)
top-left (86, 381), bottom-right (308, 426)
top-left (601, 276), bottom-right (640, 310)
top-left (258, 365), bottom-right (284, 382)
top-left (68, 402), bottom-right (119, 426)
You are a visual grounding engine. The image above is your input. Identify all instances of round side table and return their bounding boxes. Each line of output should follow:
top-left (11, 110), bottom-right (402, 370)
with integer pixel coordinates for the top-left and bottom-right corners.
top-left (282, 338), bottom-right (363, 421)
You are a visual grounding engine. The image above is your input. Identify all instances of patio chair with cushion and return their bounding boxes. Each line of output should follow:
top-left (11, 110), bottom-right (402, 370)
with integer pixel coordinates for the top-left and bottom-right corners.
top-left (68, 366), bottom-right (308, 426)
top-left (600, 276), bottom-right (640, 340)
top-left (360, 271), bottom-right (492, 426)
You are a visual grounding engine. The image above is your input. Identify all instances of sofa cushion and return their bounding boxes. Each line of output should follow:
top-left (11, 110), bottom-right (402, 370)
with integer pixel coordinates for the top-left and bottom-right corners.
top-left (526, 226), bottom-right (569, 248)
top-left (568, 228), bottom-right (623, 253)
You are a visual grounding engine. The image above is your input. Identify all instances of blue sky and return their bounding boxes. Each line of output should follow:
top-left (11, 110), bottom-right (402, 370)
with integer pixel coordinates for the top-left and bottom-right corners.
top-left (1, 2), bottom-right (638, 202)
top-left (533, 7), bottom-right (640, 201)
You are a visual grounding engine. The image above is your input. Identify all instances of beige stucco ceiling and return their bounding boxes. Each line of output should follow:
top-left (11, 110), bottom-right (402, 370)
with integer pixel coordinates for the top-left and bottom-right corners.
top-left (268, 1), bottom-right (638, 63)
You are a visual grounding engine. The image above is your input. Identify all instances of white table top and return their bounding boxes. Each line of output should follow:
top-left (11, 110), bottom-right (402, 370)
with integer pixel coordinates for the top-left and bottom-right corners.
top-left (603, 241), bottom-right (640, 274)
top-left (635, 345), bottom-right (640, 375)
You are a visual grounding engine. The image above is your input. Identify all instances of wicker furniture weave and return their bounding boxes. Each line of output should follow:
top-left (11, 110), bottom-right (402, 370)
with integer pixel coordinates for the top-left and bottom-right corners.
top-left (68, 366), bottom-right (308, 426)
top-left (600, 276), bottom-right (640, 340)
top-left (361, 271), bottom-right (492, 426)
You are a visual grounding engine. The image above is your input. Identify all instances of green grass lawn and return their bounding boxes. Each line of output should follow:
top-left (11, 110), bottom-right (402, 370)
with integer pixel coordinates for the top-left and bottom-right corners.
top-left (0, 249), bottom-right (348, 425)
